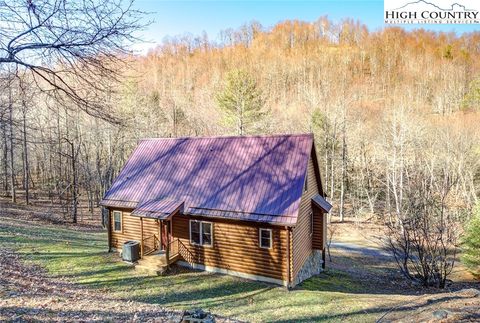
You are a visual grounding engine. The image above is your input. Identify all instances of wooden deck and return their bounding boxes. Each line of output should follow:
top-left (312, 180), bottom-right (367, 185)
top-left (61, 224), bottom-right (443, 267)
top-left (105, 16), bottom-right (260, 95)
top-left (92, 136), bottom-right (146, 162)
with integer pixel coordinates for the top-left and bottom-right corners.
top-left (135, 239), bottom-right (181, 275)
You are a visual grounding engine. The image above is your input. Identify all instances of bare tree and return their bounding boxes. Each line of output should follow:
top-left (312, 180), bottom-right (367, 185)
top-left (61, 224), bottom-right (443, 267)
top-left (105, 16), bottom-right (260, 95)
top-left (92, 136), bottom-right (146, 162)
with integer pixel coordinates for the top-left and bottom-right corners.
top-left (62, 137), bottom-right (78, 223)
top-left (18, 73), bottom-right (34, 204)
top-left (326, 222), bottom-right (338, 262)
top-left (7, 76), bottom-right (16, 202)
top-left (0, 99), bottom-right (8, 194)
top-left (0, 0), bottom-right (146, 123)
top-left (385, 169), bottom-right (460, 288)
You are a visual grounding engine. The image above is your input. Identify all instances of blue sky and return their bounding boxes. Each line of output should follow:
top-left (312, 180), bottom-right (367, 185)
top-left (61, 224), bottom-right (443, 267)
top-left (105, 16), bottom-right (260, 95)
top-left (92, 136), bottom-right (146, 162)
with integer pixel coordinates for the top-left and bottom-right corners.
top-left (133, 0), bottom-right (479, 52)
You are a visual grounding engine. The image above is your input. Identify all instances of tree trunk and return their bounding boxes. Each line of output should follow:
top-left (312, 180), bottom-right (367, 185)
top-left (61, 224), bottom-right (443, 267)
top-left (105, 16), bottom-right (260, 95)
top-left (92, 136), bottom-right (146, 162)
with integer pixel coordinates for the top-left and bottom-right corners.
top-left (339, 123), bottom-right (346, 222)
top-left (22, 105), bottom-right (29, 205)
top-left (2, 118), bottom-right (8, 194)
top-left (172, 103), bottom-right (177, 137)
top-left (72, 142), bottom-right (78, 223)
top-left (8, 86), bottom-right (16, 203)
top-left (239, 101), bottom-right (245, 136)
top-left (66, 139), bottom-right (78, 224)
top-left (329, 120), bottom-right (337, 203)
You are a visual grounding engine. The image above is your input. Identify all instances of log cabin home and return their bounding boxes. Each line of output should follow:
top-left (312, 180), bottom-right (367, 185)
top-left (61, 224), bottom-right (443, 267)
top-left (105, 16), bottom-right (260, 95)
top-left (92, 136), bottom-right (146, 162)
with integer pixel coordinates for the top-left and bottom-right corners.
top-left (100, 134), bottom-right (332, 287)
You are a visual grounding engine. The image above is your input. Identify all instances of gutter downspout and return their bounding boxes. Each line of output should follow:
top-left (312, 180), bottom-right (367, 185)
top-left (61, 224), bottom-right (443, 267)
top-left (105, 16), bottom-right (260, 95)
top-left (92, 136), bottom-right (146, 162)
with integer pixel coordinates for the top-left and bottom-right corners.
top-left (286, 226), bottom-right (292, 289)
top-left (140, 217), bottom-right (144, 257)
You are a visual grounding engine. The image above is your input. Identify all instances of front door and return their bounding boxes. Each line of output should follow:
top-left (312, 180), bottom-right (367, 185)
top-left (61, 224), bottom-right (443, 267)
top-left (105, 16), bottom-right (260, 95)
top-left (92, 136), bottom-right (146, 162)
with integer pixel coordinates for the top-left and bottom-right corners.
top-left (161, 220), bottom-right (172, 250)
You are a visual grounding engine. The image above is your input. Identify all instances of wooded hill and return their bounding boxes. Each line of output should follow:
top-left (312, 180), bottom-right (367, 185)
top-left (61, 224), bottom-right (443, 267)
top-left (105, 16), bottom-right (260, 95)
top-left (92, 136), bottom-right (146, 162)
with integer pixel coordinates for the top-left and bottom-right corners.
top-left (1, 18), bottom-right (479, 224)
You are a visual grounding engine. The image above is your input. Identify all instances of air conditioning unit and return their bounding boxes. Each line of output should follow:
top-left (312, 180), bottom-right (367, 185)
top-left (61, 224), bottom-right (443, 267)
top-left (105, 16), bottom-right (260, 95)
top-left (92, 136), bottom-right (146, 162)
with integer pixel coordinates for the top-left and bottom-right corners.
top-left (122, 240), bottom-right (140, 262)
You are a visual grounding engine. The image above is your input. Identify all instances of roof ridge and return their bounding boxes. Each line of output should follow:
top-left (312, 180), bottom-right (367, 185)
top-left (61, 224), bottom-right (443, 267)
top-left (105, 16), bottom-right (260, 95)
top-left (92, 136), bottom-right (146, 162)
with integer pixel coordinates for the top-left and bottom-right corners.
top-left (139, 133), bottom-right (313, 141)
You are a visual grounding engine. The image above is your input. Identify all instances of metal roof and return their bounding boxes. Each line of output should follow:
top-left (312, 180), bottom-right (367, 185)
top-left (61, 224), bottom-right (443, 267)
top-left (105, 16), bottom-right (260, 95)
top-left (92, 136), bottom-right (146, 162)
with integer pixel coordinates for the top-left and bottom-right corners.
top-left (100, 199), bottom-right (138, 209)
top-left (131, 198), bottom-right (184, 220)
top-left (101, 134), bottom-right (315, 225)
top-left (312, 194), bottom-right (333, 213)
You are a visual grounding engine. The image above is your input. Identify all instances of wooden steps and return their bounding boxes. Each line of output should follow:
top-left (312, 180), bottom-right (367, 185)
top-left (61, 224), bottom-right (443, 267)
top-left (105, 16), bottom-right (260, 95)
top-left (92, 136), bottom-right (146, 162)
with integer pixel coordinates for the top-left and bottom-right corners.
top-left (134, 251), bottom-right (181, 275)
top-left (135, 253), bottom-right (168, 275)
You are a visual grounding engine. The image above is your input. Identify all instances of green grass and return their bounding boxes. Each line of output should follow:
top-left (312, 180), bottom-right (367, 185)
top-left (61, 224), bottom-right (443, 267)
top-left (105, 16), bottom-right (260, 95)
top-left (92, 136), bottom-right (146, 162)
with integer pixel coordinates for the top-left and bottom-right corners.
top-left (0, 216), bottom-right (396, 322)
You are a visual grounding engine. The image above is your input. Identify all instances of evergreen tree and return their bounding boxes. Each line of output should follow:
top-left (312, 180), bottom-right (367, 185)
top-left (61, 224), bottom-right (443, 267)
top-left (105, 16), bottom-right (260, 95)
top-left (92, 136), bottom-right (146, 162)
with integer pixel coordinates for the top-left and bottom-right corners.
top-left (216, 69), bottom-right (265, 135)
top-left (462, 205), bottom-right (480, 277)
top-left (462, 79), bottom-right (480, 110)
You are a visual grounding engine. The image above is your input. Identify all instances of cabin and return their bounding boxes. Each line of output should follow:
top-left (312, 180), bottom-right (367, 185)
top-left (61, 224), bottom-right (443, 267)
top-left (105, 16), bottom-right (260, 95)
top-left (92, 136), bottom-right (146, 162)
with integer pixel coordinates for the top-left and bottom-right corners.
top-left (100, 134), bottom-right (332, 288)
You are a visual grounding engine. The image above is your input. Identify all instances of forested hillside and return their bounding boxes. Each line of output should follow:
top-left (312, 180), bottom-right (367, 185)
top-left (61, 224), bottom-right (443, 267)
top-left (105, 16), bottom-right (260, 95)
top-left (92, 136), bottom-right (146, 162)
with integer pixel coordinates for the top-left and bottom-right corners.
top-left (1, 18), bottom-right (479, 223)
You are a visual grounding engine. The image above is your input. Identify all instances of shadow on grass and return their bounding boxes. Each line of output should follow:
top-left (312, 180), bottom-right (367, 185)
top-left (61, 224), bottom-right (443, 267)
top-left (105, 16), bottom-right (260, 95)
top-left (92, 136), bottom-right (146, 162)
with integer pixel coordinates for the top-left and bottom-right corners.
top-left (0, 306), bottom-right (180, 321)
top-left (249, 293), bottom-right (474, 323)
top-left (4, 201), bottom-right (474, 323)
top-left (2, 293), bottom-right (476, 323)
top-left (51, 262), bottom-right (131, 279)
top-left (22, 251), bottom-right (108, 260)
top-left (77, 266), bottom-right (272, 309)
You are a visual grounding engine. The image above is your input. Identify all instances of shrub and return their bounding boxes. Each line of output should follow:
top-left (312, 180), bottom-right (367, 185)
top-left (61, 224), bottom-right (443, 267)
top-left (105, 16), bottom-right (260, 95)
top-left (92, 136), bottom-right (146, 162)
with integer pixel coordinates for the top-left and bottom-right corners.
top-left (385, 172), bottom-right (460, 288)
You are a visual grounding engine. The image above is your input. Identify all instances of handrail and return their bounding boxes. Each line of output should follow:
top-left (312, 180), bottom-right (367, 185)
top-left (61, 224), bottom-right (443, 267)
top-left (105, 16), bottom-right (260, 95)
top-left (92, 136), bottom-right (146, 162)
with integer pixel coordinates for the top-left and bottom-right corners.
top-left (154, 235), bottom-right (160, 250)
top-left (142, 234), bottom-right (158, 256)
top-left (143, 234), bottom-right (155, 240)
top-left (177, 239), bottom-right (197, 264)
top-left (167, 238), bottom-right (179, 259)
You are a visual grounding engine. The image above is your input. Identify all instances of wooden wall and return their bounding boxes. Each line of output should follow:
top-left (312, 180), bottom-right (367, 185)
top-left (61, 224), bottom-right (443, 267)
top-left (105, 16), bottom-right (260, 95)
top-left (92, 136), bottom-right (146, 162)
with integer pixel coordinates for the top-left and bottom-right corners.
top-left (172, 215), bottom-right (289, 281)
top-left (109, 209), bottom-right (159, 250)
top-left (312, 207), bottom-right (326, 250)
top-left (106, 209), bottom-right (288, 282)
top-left (292, 155), bottom-right (319, 280)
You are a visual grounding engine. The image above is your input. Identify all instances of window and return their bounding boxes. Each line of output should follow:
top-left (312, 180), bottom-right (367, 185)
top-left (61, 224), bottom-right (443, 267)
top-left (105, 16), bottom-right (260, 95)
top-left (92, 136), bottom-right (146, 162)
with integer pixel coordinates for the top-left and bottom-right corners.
top-left (190, 220), bottom-right (213, 247)
top-left (259, 228), bottom-right (272, 249)
top-left (190, 221), bottom-right (201, 244)
top-left (304, 174), bottom-right (308, 192)
top-left (202, 222), bottom-right (212, 246)
top-left (113, 211), bottom-right (122, 232)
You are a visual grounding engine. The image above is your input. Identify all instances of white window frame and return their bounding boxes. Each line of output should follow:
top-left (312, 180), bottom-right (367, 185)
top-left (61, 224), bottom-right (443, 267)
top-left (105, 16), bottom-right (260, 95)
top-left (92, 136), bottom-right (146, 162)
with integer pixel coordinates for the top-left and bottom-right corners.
top-left (259, 228), bottom-right (273, 249)
top-left (113, 211), bottom-right (122, 233)
top-left (189, 220), bottom-right (213, 247)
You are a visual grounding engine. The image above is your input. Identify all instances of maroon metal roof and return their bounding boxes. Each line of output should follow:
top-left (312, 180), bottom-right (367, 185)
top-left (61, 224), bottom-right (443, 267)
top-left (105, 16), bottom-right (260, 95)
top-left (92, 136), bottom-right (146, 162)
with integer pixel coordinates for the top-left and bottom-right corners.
top-left (131, 199), bottom-right (184, 220)
top-left (100, 199), bottom-right (138, 209)
top-left (312, 194), bottom-right (332, 213)
top-left (101, 134), bottom-right (314, 226)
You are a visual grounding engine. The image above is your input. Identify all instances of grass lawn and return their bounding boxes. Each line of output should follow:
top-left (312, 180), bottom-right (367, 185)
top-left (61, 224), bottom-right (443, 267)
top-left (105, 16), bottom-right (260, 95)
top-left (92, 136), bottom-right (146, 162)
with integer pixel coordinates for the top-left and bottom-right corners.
top-left (0, 215), bottom-right (406, 322)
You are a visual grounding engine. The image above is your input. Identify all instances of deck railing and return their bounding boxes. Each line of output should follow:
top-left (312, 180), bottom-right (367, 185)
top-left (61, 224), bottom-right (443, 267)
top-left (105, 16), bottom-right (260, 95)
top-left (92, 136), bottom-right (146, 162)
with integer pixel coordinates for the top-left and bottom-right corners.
top-left (177, 239), bottom-right (197, 264)
top-left (142, 234), bottom-right (159, 256)
top-left (167, 238), bottom-right (179, 260)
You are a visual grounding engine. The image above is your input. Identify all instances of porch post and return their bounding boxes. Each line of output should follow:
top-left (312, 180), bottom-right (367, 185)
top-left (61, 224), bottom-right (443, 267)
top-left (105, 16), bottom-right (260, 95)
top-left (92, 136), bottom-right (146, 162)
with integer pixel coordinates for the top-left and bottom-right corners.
top-left (140, 217), bottom-right (144, 257)
top-left (158, 220), bottom-right (161, 250)
top-left (165, 220), bottom-right (170, 264)
top-left (286, 226), bottom-right (291, 289)
top-left (159, 220), bottom-right (163, 251)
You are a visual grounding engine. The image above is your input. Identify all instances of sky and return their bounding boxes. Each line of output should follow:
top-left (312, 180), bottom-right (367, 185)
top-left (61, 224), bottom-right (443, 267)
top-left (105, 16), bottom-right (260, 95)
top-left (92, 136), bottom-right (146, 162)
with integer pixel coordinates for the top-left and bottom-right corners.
top-left (132, 0), bottom-right (480, 52)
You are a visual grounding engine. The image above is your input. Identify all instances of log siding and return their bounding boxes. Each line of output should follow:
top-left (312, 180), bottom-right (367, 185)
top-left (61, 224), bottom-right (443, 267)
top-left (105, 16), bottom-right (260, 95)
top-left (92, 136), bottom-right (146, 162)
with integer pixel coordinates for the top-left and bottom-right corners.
top-left (312, 207), bottom-right (326, 250)
top-left (173, 215), bottom-right (289, 281)
top-left (292, 155), bottom-right (320, 280)
top-left (109, 209), bottom-right (159, 250)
